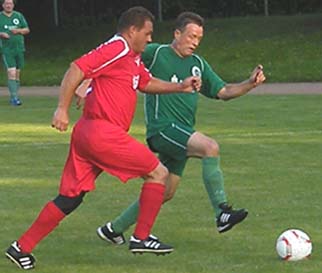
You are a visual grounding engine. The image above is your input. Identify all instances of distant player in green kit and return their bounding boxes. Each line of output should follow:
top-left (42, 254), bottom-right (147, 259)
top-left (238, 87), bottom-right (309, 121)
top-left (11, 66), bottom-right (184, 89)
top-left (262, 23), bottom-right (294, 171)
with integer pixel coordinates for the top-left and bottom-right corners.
top-left (0, 0), bottom-right (29, 106)
top-left (96, 12), bottom-right (266, 244)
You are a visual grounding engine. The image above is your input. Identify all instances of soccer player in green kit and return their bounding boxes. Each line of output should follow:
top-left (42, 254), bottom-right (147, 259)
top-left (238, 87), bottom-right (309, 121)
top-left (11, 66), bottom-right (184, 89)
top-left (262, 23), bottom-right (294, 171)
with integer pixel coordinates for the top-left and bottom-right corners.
top-left (96, 11), bottom-right (266, 244)
top-left (0, 0), bottom-right (30, 106)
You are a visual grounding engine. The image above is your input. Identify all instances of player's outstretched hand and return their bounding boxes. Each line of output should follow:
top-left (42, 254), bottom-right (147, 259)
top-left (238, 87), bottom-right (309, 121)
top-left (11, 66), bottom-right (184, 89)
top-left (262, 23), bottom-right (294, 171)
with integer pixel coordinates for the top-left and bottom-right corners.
top-left (51, 108), bottom-right (69, 132)
top-left (251, 65), bottom-right (266, 87)
top-left (181, 76), bottom-right (202, 93)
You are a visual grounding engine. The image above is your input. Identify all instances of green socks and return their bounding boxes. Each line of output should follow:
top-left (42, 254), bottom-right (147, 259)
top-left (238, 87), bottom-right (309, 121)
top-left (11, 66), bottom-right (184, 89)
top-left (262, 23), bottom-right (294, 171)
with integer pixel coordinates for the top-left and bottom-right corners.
top-left (112, 200), bottom-right (139, 234)
top-left (202, 157), bottom-right (227, 218)
top-left (111, 156), bottom-right (228, 233)
top-left (16, 80), bottom-right (20, 93)
top-left (8, 79), bottom-right (18, 99)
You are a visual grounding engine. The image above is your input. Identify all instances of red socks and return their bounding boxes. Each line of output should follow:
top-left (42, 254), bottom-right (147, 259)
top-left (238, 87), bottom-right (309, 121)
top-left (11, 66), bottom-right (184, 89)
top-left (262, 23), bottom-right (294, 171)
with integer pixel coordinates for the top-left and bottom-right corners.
top-left (17, 183), bottom-right (165, 252)
top-left (18, 201), bottom-right (65, 253)
top-left (134, 182), bottom-right (165, 240)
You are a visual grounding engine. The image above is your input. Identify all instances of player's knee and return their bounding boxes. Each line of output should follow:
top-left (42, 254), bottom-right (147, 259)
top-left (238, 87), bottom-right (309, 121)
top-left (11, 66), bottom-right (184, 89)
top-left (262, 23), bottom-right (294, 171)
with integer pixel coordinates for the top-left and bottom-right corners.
top-left (7, 69), bottom-right (16, 79)
top-left (158, 164), bottom-right (169, 182)
top-left (53, 192), bottom-right (86, 215)
top-left (204, 140), bottom-right (220, 157)
top-left (150, 163), bottom-right (169, 183)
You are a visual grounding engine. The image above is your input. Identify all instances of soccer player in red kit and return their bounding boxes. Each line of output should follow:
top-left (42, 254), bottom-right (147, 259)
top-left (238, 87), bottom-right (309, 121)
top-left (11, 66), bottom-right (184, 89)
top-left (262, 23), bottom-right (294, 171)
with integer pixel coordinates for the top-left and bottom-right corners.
top-left (5, 6), bottom-right (201, 270)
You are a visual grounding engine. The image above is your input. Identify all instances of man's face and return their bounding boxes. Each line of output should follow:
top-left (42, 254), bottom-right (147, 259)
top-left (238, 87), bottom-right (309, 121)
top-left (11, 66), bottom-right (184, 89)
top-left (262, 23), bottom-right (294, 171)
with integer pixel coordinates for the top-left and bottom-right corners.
top-left (131, 20), bottom-right (153, 54)
top-left (2, 0), bottom-right (14, 13)
top-left (174, 23), bottom-right (203, 57)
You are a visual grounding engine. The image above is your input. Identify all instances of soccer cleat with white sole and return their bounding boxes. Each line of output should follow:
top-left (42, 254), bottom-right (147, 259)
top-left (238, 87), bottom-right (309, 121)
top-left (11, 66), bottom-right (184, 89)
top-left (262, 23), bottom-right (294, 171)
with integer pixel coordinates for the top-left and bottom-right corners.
top-left (5, 241), bottom-right (35, 270)
top-left (216, 203), bottom-right (248, 233)
top-left (96, 222), bottom-right (126, 245)
top-left (129, 235), bottom-right (173, 255)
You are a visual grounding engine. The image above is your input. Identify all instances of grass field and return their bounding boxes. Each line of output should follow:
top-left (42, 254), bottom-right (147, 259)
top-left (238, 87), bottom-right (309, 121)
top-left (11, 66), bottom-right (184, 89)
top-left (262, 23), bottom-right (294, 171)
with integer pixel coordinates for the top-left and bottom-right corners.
top-left (0, 94), bottom-right (321, 273)
top-left (0, 13), bottom-right (322, 85)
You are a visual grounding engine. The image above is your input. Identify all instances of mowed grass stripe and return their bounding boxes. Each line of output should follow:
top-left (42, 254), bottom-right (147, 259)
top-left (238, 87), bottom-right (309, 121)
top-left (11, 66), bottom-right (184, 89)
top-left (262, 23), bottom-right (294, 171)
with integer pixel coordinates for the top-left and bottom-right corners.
top-left (0, 95), bottom-right (321, 273)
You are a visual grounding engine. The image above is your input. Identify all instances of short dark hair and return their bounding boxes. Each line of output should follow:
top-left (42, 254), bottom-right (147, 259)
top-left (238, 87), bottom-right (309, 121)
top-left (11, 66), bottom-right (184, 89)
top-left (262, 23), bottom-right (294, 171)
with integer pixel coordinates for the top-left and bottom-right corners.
top-left (175, 12), bottom-right (204, 32)
top-left (117, 6), bottom-right (154, 33)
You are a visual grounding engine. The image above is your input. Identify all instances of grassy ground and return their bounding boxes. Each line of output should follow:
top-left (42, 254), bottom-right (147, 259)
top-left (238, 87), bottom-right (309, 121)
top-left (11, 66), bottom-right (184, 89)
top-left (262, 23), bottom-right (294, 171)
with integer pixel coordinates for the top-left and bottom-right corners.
top-left (0, 94), bottom-right (321, 273)
top-left (0, 13), bottom-right (322, 85)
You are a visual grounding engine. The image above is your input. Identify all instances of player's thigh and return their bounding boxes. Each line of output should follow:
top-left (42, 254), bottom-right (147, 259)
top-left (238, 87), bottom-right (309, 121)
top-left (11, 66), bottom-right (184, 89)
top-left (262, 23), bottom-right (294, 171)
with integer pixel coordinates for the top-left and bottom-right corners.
top-left (75, 119), bottom-right (160, 183)
top-left (15, 51), bottom-right (24, 70)
top-left (147, 123), bottom-right (192, 176)
top-left (59, 140), bottom-right (102, 197)
top-left (158, 153), bottom-right (187, 177)
top-left (147, 123), bottom-right (194, 161)
top-left (187, 131), bottom-right (219, 157)
top-left (2, 51), bottom-right (16, 70)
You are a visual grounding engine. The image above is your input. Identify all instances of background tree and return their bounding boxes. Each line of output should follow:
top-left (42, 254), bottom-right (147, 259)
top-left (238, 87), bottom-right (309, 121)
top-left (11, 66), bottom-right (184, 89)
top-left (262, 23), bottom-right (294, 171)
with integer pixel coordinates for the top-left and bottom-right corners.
top-left (12, 0), bottom-right (322, 29)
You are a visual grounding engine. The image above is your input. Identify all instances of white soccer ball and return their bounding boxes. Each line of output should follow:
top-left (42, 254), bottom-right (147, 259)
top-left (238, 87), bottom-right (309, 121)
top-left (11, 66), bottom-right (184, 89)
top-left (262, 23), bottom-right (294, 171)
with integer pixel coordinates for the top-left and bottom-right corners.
top-left (276, 229), bottom-right (312, 261)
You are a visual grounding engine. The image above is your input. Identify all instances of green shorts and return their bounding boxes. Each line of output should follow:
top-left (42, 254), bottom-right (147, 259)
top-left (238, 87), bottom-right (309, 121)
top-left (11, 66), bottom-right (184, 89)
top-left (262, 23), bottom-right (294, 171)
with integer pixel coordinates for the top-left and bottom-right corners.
top-left (147, 122), bottom-right (195, 176)
top-left (2, 50), bottom-right (24, 69)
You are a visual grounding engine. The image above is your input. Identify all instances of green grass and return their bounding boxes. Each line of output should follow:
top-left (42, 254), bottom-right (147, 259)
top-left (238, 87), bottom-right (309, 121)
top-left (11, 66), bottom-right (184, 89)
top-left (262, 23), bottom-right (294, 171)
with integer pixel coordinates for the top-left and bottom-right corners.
top-left (0, 94), bottom-right (321, 273)
top-left (1, 13), bottom-right (322, 85)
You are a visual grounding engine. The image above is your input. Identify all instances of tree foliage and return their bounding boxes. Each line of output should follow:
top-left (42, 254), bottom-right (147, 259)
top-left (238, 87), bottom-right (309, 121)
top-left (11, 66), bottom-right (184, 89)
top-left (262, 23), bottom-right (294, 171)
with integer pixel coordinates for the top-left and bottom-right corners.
top-left (14, 0), bottom-right (322, 28)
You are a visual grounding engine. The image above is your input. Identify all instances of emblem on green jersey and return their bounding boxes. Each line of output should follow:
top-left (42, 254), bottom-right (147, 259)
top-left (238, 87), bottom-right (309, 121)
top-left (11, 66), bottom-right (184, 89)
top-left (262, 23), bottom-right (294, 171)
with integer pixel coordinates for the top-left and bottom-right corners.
top-left (192, 66), bottom-right (201, 77)
top-left (170, 74), bottom-right (179, 83)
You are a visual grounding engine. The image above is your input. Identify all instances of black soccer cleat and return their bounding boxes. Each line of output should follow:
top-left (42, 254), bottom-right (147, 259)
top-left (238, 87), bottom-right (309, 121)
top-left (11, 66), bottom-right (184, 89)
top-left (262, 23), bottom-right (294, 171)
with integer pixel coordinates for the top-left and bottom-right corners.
top-left (129, 235), bottom-right (174, 255)
top-left (97, 222), bottom-right (126, 245)
top-left (216, 203), bottom-right (248, 233)
top-left (5, 241), bottom-right (35, 270)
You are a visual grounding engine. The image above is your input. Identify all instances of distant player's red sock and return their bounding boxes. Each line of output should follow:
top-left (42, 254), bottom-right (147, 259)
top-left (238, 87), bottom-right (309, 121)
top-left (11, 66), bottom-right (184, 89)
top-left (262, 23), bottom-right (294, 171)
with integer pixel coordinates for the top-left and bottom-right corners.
top-left (134, 182), bottom-right (165, 240)
top-left (18, 201), bottom-right (65, 253)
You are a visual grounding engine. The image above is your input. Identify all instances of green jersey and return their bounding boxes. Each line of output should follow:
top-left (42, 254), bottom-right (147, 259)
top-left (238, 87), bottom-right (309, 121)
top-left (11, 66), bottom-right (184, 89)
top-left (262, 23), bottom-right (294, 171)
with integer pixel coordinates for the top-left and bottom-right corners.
top-left (143, 43), bottom-right (226, 138)
top-left (0, 11), bottom-right (29, 53)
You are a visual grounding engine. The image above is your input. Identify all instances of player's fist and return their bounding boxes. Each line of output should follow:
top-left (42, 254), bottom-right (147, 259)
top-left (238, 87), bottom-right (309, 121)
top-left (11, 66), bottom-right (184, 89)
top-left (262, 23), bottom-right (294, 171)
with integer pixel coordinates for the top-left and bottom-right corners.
top-left (181, 76), bottom-right (201, 93)
top-left (251, 65), bottom-right (265, 87)
top-left (51, 108), bottom-right (69, 132)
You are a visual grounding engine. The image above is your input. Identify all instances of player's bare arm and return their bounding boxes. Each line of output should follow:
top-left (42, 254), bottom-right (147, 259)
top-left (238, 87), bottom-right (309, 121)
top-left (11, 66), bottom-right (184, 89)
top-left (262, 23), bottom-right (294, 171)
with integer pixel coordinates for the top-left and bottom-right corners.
top-left (217, 64), bottom-right (266, 101)
top-left (10, 27), bottom-right (30, 35)
top-left (75, 79), bottom-right (92, 109)
top-left (51, 62), bottom-right (84, 132)
top-left (0, 32), bottom-right (10, 39)
top-left (142, 76), bottom-right (201, 94)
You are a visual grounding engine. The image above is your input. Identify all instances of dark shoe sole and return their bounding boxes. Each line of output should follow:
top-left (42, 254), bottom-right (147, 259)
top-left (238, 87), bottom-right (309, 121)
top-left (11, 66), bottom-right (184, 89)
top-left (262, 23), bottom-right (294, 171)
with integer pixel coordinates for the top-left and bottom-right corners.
top-left (130, 248), bottom-right (174, 255)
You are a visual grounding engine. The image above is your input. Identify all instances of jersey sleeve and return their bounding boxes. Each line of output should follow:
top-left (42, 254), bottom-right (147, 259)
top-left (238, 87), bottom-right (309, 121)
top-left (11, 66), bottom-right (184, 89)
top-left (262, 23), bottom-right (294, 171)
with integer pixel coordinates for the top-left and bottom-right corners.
top-left (138, 61), bottom-right (152, 90)
top-left (200, 57), bottom-right (226, 98)
top-left (19, 12), bottom-right (29, 28)
top-left (141, 43), bottom-right (160, 68)
top-left (74, 37), bottom-right (128, 79)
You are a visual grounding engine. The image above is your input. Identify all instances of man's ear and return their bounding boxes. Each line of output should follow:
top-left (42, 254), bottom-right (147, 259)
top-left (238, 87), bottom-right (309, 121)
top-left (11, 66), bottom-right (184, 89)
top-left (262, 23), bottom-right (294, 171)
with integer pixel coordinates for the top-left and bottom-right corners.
top-left (174, 29), bottom-right (181, 40)
top-left (128, 25), bottom-right (137, 38)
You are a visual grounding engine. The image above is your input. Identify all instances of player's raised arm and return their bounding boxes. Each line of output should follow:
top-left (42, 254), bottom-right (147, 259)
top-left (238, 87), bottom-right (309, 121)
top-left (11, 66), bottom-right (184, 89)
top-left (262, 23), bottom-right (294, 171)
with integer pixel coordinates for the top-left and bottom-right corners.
top-left (51, 62), bottom-right (84, 132)
top-left (141, 76), bottom-right (201, 94)
top-left (217, 64), bottom-right (265, 101)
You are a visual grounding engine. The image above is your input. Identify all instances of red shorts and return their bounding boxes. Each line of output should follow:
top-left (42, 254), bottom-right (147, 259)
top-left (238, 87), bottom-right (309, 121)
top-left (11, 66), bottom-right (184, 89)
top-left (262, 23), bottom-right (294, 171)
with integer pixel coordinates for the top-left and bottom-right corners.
top-left (59, 118), bottom-right (159, 197)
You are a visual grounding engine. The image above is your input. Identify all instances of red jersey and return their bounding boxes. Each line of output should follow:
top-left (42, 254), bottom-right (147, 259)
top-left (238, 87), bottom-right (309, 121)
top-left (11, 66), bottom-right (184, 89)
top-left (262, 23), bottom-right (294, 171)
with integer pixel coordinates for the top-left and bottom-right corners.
top-left (74, 35), bottom-right (151, 131)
